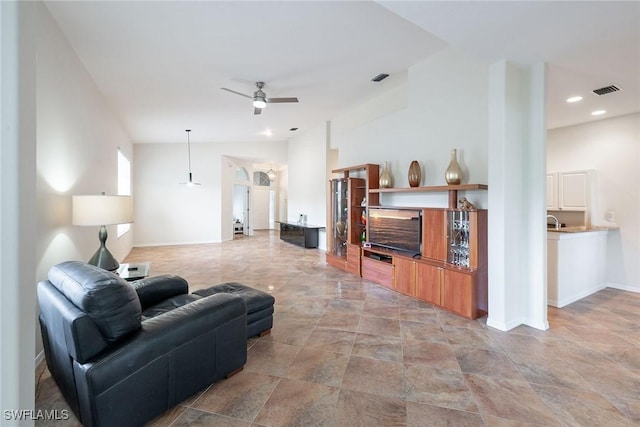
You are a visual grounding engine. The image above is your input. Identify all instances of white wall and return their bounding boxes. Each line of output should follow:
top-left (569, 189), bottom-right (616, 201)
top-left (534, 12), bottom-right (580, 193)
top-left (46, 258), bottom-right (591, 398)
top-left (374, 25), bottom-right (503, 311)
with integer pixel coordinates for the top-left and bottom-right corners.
top-left (2, 2), bottom-right (135, 417)
top-left (331, 47), bottom-right (489, 209)
top-left (36, 4), bottom-right (134, 283)
top-left (287, 121), bottom-right (331, 250)
top-left (134, 140), bottom-right (287, 246)
top-left (1, 1), bottom-right (37, 420)
top-left (547, 113), bottom-right (640, 291)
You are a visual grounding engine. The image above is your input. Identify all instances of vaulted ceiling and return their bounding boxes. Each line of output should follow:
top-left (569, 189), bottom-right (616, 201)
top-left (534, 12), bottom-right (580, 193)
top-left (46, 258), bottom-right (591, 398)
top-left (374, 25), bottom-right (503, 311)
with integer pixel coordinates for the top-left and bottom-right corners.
top-left (46, 1), bottom-right (640, 144)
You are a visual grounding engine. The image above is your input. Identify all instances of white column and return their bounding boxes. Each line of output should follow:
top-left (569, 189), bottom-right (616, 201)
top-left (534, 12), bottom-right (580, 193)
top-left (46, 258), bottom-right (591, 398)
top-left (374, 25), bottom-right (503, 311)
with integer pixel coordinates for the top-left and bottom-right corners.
top-left (0, 1), bottom-right (38, 424)
top-left (487, 60), bottom-right (548, 331)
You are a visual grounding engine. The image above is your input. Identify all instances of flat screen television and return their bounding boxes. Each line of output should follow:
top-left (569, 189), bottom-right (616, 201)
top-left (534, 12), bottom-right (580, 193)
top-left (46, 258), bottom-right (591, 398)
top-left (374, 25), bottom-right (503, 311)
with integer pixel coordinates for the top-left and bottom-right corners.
top-left (368, 208), bottom-right (422, 255)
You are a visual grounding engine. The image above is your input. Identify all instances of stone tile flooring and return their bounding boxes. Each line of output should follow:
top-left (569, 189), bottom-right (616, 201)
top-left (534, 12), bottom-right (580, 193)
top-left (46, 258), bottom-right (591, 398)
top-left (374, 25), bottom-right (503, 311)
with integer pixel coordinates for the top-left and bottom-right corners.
top-left (36, 231), bottom-right (640, 426)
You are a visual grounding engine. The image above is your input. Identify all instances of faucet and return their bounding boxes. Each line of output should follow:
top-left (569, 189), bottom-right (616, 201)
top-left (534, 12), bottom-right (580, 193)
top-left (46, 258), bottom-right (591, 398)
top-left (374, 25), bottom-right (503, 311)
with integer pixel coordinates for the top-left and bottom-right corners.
top-left (546, 214), bottom-right (560, 230)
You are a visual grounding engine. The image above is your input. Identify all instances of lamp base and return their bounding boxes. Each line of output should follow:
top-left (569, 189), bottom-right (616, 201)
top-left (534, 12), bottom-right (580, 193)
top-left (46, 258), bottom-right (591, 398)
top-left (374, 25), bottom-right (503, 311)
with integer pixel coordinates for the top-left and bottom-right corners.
top-left (88, 225), bottom-right (120, 271)
top-left (88, 247), bottom-right (120, 271)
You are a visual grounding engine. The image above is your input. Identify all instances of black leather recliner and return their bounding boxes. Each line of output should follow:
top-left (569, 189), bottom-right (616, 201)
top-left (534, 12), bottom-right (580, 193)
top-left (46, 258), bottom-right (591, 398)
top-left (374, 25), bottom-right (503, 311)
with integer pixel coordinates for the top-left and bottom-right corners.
top-left (37, 261), bottom-right (247, 427)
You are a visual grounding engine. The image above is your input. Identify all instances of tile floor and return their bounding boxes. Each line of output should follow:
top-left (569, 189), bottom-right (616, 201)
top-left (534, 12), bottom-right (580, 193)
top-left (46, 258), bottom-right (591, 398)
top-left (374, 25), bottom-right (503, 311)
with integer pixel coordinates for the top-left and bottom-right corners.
top-left (36, 231), bottom-right (640, 426)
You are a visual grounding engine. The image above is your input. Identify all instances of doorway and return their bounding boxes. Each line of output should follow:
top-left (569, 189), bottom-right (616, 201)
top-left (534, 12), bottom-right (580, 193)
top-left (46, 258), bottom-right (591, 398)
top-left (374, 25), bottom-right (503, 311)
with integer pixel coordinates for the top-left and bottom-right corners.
top-left (233, 184), bottom-right (250, 238)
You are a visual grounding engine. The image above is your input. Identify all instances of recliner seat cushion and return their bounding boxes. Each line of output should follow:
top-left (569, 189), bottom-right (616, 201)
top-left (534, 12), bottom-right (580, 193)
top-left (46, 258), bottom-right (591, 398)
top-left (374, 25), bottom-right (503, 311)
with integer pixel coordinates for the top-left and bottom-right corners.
top-left (48, 261), bottom-right (142, 343)
top-left (141, 294), bottom-right (203, 320)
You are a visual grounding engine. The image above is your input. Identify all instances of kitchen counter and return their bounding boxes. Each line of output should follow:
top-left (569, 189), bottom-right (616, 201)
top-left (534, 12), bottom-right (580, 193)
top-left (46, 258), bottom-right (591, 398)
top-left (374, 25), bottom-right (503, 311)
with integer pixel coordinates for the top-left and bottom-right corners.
top-left (547, 225), bottom-right (617, 234)
top-left (547, 228), bottom-right (609, 307)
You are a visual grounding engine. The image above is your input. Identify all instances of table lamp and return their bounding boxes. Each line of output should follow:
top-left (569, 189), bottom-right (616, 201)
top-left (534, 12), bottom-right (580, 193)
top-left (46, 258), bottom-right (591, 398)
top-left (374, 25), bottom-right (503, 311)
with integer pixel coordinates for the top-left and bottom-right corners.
top-left (72, 194), bottom-right (134, 271)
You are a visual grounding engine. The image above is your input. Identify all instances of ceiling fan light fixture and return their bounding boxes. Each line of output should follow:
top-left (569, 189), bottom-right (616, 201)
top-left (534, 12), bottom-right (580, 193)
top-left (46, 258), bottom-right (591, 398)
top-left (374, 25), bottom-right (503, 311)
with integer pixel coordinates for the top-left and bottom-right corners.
top-left (267, 168), bottom-right (277, 181)
top-left (253, 97), bottom-right (267, 109)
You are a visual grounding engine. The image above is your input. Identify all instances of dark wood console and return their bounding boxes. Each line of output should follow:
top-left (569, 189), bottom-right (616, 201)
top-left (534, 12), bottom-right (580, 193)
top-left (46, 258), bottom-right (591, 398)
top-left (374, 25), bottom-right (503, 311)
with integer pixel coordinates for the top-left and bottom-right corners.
top-left (277, 221), bottom-right (325, 249)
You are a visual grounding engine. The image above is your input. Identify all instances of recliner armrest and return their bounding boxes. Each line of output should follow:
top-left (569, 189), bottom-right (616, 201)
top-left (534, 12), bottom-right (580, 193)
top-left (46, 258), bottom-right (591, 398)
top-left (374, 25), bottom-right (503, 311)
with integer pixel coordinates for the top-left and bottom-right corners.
top-left (132, 275), bottom-right (189, 309)
top-left (77, 293), bottom-right (247, 396)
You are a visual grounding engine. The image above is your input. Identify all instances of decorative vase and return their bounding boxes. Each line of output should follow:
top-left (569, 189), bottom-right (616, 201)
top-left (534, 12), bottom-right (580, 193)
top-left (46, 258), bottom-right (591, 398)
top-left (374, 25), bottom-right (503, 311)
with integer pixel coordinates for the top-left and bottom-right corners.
top-left (408, 160), bottom-right (421, 187)
top-left (379, 161), bottom-right (392, 188)
top-left (445, 148), bottom-right (462, 185)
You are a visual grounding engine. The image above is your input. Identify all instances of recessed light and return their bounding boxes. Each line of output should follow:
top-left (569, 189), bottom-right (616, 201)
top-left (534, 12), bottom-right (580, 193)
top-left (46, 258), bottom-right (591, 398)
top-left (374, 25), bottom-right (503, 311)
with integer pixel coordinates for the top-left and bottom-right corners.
top-left (591, 110), bottom-right (606, 116)
top-left (566, 96), bottom-right (583, 103)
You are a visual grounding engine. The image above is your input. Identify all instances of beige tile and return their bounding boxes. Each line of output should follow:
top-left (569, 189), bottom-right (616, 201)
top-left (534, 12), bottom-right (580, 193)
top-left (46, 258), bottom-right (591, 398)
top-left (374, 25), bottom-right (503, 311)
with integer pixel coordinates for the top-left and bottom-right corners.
top-left (401, 319), bottom-right (448, 343)
top-left (357, 315), bottom-right (401, 337)
top-left (403, 339), bottom-right (460, 371)
top-left (342, 356), bottom-right (405, 399)
top-left (259, 318), bottom-right (315, 346)
top-left (532, 383), bottom-right (637, 426)
top-left (454, 346), bottom-right (525, 381)
top-left (352, 333), bottom-right (403, 362)
top-left (168, 408), bottom-right (250, 427)
top-left (332, 389), bottom-right (406, 427)
top-left (254, 378), bottom-right (339, 427)
top-left (464, 374), bottom-right (561, 425)
top-left (406, 401), bottom-right (484, 427)
top-left (443, 325), bottom-right (500, 351)
top-left (303, 327), bottom-right (356, 355)
top-left (404, 364), bottom-right (478, 412)
top-left (191, 371), bottom-right (280, 422)
top-left (317, 311), bottom-right (361, 332)
top-left (399, 306), bottom-right (439, 324)
top-left (245, 340), bottom-right (300, 377)
top-left (285, 347), bottom-right (350, 387)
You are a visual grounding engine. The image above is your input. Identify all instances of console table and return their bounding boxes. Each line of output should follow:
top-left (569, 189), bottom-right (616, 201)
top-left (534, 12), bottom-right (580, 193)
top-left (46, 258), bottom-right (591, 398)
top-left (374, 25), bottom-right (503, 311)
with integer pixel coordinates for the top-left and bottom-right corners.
top-left (276, 221), bottom-right (325, 248)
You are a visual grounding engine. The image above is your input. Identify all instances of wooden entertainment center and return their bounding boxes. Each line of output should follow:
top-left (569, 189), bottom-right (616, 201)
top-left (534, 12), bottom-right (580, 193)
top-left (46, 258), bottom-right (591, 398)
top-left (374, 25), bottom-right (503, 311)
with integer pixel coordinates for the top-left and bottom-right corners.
top-left (326, 164), bottom-right (488, 319)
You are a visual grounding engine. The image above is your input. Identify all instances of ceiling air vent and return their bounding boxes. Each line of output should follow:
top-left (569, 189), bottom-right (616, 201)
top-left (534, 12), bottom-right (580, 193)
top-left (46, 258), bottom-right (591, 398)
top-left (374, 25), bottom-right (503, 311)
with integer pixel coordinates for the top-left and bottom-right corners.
top-left (592, 85), bottom-right (620, 96)
top-left (371, 73), bottom-right (389, 82)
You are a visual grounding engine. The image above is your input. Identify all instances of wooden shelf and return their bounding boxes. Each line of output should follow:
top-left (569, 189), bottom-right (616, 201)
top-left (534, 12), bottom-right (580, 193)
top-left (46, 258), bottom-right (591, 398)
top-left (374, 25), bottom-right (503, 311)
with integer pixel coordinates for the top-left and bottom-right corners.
top-left (331, 164), bottom-right (376, 174)
top-left (369, 184), bottom-right (488, 193)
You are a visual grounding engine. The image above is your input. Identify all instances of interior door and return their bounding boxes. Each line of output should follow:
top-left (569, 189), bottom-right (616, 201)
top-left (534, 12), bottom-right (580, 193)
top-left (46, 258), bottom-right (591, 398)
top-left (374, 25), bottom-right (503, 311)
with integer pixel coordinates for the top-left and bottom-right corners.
top-left (253, 186), bottom-right (271, 230)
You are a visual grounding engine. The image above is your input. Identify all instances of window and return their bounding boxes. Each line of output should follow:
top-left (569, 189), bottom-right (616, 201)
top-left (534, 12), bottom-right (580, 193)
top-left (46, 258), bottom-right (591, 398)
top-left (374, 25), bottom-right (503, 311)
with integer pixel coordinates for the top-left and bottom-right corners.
top-left (253, 171), bottom-right (271, 187)
top-left (117, 149), bottom-right (131, 237)
top-left (235, 167), bottom-right (250, 182)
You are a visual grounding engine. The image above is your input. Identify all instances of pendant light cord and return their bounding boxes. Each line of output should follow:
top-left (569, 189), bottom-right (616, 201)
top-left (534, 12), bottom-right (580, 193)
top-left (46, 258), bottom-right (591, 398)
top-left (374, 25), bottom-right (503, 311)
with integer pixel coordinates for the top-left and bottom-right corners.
top-left (186, 129), bottom-right (192, 174)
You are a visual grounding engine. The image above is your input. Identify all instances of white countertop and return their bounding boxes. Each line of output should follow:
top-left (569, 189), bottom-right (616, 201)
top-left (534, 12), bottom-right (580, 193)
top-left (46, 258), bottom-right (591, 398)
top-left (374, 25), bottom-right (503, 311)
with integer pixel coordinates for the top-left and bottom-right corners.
top-left (547, 225), bottom-right (617, 233)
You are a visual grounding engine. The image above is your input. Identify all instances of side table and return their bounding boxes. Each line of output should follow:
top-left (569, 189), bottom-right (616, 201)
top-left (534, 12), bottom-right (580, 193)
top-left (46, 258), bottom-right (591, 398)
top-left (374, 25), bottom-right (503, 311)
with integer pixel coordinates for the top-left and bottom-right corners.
top-left (117, 262), bottom-right (150, 281)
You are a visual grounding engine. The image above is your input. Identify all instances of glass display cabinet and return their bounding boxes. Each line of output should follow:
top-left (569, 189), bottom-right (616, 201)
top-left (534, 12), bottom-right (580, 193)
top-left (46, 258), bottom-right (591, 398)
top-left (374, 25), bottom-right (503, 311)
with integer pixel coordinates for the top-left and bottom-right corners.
top-left (330, 178), bottom-right (349, 257)
top-left (326, 164), bottom-right (379, 273)
top-left (447, 210), bottom-right (471, 267)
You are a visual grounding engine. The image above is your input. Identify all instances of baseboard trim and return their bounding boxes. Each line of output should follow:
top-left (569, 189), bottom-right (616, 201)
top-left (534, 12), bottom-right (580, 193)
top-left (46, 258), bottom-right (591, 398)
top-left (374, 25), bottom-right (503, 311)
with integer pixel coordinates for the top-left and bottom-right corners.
top-left (133, 240), bottom-right (219, 248)
top-left (35, 350), bottom-right (45, 367)
top-left (607, 283), bottom-right (640, 293)
top-left (486, 316), bottom-right (524, 332)
top-left (548, 284), bottom-right (607, 308)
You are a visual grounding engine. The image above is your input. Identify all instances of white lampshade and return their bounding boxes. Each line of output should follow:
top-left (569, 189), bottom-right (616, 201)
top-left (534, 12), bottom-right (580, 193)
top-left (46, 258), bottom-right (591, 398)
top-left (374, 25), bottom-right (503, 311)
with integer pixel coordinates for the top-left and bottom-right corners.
top-left (72, 195), bottom-right (134, 226)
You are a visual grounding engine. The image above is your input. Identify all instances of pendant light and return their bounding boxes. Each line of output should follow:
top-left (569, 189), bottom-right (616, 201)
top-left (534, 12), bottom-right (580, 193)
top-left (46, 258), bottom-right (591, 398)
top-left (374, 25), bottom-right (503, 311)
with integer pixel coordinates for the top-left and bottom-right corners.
top-left (267, 166), bottom-right (277, 181)
top-left (179, 129), bottom-right (201, 186)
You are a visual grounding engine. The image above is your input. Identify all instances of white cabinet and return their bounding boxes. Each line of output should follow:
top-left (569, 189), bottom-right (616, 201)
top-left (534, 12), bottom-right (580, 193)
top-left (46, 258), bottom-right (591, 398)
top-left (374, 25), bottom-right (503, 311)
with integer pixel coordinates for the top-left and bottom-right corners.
top-left (546, 173), bottom-right (558, 210)
top-left (547, 170), bottom-right (593, 211)
top-left (558, 171), bottom-right (590, 210)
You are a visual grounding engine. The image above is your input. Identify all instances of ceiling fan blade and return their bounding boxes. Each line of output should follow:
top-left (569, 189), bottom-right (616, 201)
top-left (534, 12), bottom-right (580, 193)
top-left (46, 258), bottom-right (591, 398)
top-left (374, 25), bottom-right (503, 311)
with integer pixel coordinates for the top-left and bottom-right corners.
top-left (266, 97), bottom-right (299, 103)
top-left (254, 107), bottom-right (262, 115)
top-left (221, 87), bottom-right (252, 99)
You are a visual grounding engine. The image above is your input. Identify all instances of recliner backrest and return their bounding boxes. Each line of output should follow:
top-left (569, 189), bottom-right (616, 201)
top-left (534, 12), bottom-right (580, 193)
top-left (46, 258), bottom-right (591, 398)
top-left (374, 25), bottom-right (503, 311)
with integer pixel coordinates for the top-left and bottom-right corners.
top-left (47, 261), bottom-right (142, 343)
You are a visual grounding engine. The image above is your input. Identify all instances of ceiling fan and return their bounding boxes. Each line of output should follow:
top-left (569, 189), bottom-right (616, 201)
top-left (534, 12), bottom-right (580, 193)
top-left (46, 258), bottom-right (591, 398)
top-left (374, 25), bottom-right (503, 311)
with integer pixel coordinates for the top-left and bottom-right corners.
top-left (221, 81), bottom-right (298, 115)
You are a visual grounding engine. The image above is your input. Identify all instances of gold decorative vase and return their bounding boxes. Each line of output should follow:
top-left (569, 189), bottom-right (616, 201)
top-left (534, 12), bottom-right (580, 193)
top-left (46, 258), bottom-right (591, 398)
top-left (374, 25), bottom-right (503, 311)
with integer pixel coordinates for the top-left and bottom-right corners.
top-left (379, 161), bottom-right (392, 188)
top-left (408, 160), bottom-right (421, 187)
top-left (445, 149), bottom-right (462, 185)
